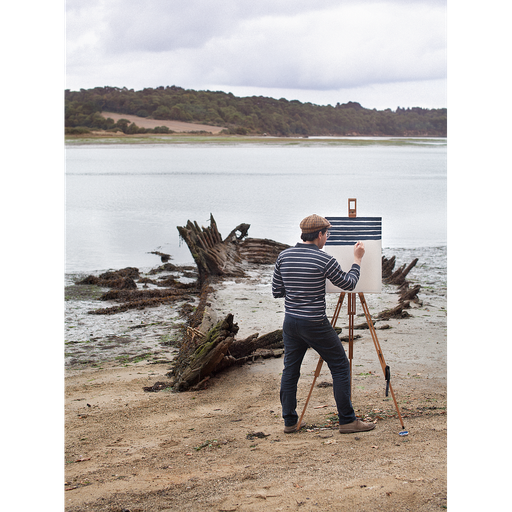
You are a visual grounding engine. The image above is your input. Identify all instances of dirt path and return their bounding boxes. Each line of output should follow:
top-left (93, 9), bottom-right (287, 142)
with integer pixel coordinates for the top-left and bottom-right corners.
top-left (101, 112), bottom-right (225, 134)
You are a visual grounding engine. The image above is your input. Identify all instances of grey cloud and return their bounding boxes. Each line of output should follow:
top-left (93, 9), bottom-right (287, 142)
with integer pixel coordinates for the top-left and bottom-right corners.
top-left (76, 0), bottom-right (445, 54)
top-left (163, 2), bottom-right (446, 92)
top-left (103, 0), bottom-right (332, 53)
top-left (66, 0), bottom-right (446, 102)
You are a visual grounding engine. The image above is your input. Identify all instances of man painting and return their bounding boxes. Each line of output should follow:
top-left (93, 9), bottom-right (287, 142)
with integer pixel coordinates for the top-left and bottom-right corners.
top-left (272, 214), bottom-right (375, 434)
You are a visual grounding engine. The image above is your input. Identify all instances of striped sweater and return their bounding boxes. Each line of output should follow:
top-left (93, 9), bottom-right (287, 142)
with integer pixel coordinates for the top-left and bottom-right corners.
top-left (272, 243), bottom-right (360, 321)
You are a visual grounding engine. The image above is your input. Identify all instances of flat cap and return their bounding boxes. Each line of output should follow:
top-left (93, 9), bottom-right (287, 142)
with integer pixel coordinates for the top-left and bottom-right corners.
top-left (300, 214), bottom-right (331, 234)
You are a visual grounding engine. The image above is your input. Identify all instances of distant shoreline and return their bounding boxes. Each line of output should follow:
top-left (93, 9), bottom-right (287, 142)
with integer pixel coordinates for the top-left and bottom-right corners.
top-left (65, 133), bottom-right (447, 146)
top-left (65, 110), bottom-right (446, 145)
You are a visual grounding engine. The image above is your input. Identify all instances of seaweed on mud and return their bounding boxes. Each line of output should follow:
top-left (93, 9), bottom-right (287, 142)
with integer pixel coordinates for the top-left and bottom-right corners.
top-left (76, 267), bottom-right (140, 290)
top-left (88, 290), bottom-right (197, 315)
top-left (74, 266), bottom-right (201, 315)
top-left (148, 262), bottom-right (178, 274)
top-left (88, 294), bottom-right (192, 315)
top-left (100, 287), bottom-right (195, 302)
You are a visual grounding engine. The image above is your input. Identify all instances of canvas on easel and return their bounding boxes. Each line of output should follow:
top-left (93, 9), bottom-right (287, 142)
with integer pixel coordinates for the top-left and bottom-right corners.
top-left (324, 215), bottom-right (382, 293)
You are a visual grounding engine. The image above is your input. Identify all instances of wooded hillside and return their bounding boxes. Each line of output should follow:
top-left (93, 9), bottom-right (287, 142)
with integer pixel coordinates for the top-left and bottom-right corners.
top-left (65, 85), bottom-right (446, 137)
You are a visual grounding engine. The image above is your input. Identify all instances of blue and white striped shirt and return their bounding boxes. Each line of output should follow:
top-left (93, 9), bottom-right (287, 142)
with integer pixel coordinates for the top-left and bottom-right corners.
top-left (272, 243), bottom-right (360, 321)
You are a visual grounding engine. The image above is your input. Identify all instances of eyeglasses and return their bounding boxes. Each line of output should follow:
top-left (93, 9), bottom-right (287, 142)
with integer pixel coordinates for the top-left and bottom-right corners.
top-left (325, 231), bottom-right (331, 239)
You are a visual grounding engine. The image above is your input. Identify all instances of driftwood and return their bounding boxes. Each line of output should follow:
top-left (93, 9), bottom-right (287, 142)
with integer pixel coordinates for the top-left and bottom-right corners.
top-left (170, 313), bottom-right (239, 391)
top-left (229, 329), bottom-right (284, 358)
top-left (399, 283), bottom-right (422, 304)
top-left (176, 214), bottom-right (248, 283)
top-left (383, 257), bottom-right (419, 285)
top-left (239, 237), bottom-right (290, 264)
top-left (177, 214), bottom-right (289, 283)
top-left (377, 256), bottom-right (421, 320)
top-left (381, 255), bottom-right (421, 304)
top-left (168, 313), bottom-right (284, 391)
top-left (377, 303), bottom-right (412, 320)
top-left (381, 255), bottom-right (396, 279)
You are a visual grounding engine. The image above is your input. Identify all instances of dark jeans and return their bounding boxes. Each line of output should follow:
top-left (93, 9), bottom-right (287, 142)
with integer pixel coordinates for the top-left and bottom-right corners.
top-left (280, 314), bottom-right (356, 427)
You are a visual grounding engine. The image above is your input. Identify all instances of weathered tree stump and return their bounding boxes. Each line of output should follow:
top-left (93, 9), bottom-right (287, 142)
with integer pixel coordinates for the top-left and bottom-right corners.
top-left (382, 255), bottom-right (396, 279)
top-left (177, 214), bottom-right (248, 283)
top-left (399, 283), bottom-right (422, 304)
top-left (167, 315), bottom-right (285, 392)
top-left (170, 313), bottom-right (239, 391)
top-left (376, 258), bottom-right (421, 319)
top-left (384, 258), bottom-right (419, 285)
top-left (177, 214), bottom-right (289, 283)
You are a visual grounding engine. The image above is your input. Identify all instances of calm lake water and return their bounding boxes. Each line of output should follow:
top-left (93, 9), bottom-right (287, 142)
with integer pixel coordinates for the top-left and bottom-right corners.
top-left (65, 139), bottom-right (446, 273)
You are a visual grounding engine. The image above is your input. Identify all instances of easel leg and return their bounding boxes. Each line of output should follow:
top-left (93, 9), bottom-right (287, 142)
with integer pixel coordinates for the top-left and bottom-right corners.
top-left (296, 293), bottom-right (345, 430)
top-left (348, 293), bottom-right (356, 397)
top-left (358, 293), bottom-right (406, 430)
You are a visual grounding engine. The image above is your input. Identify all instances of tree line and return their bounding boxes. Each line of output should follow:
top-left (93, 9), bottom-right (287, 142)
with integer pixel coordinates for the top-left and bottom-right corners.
top-left (65, 85), bottom-right (447, 137)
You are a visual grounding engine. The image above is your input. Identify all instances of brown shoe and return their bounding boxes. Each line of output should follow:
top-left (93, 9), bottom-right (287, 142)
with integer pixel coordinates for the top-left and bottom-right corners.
top-left (284, 423), bottom-right (298, 434)
top-left (339, 419), bottom-right (376, 434)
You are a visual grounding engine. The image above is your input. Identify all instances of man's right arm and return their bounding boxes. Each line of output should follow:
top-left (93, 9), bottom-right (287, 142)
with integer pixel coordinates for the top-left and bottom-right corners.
top-left (325, 259), bottom-right (360, 291)
top-left (353, 241), bottom-right (365, 266)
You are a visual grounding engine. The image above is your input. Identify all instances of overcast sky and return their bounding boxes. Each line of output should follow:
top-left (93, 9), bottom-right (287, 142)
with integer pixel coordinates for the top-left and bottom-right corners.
top-left (65, 0), bottom-right (447, 110)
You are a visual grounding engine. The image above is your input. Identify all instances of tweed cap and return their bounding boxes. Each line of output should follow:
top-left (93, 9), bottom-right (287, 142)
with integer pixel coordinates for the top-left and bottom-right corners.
top-left (300, 214), bottom-right (331, 234)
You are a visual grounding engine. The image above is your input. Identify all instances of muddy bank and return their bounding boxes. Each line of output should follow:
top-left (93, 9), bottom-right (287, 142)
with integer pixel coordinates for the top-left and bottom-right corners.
top-left (65, 247), bottom-right (445, 371)
top-left (65, 263), bottom-right (200, 367)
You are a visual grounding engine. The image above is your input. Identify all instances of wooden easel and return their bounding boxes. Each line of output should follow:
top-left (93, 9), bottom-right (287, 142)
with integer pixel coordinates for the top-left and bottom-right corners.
top-left (296, 199), bottom-right (406, 431)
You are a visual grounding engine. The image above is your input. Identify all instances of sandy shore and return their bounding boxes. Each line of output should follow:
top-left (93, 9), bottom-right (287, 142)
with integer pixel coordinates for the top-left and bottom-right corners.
top-left (64, 248), bottom-right (447, 511)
